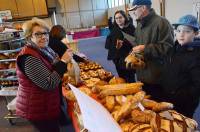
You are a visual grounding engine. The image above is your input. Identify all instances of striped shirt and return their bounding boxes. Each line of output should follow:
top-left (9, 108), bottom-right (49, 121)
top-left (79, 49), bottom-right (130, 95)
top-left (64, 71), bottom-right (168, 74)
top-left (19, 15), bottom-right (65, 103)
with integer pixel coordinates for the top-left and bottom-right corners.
top-left (17, 55), bottom-right (67, 90)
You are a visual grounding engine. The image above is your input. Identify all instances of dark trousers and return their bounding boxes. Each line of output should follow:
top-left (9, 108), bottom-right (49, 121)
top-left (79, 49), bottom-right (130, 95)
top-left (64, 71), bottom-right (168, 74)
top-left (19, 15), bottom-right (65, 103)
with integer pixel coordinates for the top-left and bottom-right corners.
top-left (164, 94), bottom-right (199, 118)
top-left (143, 83), bottom-right (199, 118)
top-left (172, 101), bottom-right (198, 118)
top-left (142, 83), bottom-right (164, 102)
top-left (30, 119), bottom-right (60, 132)
top-left (113, 59), bottom-right (136, 83)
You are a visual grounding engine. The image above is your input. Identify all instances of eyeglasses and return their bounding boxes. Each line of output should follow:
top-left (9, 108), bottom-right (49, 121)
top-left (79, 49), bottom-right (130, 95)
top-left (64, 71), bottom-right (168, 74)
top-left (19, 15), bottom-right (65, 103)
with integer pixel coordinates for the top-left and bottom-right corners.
top-left (32, 32), bottom-right (49, 38)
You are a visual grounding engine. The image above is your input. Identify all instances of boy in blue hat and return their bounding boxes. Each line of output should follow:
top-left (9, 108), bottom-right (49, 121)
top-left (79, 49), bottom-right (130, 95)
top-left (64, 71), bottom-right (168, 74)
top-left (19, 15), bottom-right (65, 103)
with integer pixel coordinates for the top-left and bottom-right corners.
top-left (161, 15), bottom-right (200, 118)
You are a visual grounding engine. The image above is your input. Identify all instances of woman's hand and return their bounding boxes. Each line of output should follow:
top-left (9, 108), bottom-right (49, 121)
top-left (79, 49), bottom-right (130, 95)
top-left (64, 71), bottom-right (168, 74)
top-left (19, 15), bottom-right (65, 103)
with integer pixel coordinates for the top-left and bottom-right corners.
top-left (116, 39), bottom-right (123, 49)
top-left (61, 37), bottom-right (69, 44)
top-left (61, 49), bottom-right (73, 63)
top-left (61, 38), bottom-right (71, 48)
top-left (132, 45), bottom-right (145, 53)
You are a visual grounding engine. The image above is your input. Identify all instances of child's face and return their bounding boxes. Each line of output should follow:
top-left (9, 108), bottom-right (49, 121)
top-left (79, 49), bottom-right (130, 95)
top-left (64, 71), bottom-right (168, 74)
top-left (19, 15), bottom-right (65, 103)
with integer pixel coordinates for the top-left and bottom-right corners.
top-left (175, 25), bottom-right (197, 45)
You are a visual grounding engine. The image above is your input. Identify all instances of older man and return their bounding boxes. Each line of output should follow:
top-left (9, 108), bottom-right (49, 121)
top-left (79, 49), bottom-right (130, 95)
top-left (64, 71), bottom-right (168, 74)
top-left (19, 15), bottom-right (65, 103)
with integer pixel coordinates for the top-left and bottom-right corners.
top-left (128, 0), bottom-right (174, 101)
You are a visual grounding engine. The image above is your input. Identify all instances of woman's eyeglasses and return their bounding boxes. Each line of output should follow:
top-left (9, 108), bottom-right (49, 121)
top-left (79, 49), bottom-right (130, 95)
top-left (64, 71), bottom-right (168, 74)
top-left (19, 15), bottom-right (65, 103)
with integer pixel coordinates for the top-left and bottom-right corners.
top-left (33, 32), bottom-right (49, 38)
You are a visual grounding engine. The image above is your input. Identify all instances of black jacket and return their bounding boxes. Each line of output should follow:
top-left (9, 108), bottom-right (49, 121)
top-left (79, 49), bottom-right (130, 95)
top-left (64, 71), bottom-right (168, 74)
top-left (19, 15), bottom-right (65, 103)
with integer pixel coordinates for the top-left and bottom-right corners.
top-left (49, 37), bottom-right (85, 62)
top-left (161, 41), bottom-right (200, 105)
top-left (105, 23), bottom-right (135, 60)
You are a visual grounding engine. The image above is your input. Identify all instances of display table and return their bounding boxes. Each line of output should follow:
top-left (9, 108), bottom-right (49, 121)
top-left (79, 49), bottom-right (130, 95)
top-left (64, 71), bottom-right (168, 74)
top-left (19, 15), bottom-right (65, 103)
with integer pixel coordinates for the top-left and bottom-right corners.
top-left (63, 87), bottom-right (82, 132)
top-left (68, 28), bottom-right (100, 40)
top-left (63, 86), bottom-right (99, 132)
top-left (62, 61), bottom-right (199, 132)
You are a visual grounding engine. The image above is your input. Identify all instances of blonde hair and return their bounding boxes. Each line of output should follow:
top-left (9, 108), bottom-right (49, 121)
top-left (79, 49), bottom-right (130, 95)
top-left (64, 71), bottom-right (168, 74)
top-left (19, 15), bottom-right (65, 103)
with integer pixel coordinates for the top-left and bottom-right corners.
top-left (22, 17), bottom-right (50, 38)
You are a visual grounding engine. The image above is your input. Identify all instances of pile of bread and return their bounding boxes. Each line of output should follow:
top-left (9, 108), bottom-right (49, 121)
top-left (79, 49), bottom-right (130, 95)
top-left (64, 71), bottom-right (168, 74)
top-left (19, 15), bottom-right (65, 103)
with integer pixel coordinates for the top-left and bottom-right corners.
top-left (63, 77), bottom-right (198, 132)
top-left (63, 61), bottom-right (113, 87)
top-left (79, 62), bottom-right (102, 71)
top-left (0, 53), bottom-right (17, 69)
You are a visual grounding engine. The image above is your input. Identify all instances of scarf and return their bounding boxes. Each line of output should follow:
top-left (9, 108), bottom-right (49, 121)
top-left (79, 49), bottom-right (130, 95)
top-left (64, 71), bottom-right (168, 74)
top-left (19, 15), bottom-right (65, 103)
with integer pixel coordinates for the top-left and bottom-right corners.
top-left (26, 40), bottom-right (59, 64)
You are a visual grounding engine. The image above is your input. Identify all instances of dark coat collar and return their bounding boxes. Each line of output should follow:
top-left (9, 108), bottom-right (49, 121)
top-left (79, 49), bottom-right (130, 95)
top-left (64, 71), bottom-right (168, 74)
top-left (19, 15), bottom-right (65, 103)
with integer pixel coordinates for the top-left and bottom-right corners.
top-left (175, 41), bottom-right (200, 52)
top-left (138, 9), bottom-right (156, 27)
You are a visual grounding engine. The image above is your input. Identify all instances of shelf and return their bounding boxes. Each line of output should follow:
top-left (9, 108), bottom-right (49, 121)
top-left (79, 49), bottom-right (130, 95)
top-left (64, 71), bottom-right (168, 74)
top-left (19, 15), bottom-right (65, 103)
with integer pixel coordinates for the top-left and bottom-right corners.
top-left (0, 47), bottom-right (21, 54)
top-left (0, 68), bottom-right (16, 72)
top-left (0, 37), bottom-right (25, 43)
top-left (0, 30), bottom-right (23, 34)
top-left (0, 89), bottom-right (17, 96)
top-left (0, 59), bottom-right (16, 62)
top-left (1, 86), bottom-right (18, 90)
top-left (0, 77), bottom-right (18, 81)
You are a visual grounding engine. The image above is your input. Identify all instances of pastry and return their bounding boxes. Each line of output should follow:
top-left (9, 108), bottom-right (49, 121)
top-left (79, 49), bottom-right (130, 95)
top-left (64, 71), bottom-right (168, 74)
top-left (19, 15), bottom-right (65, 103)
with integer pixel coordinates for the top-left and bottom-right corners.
top-left (8, 62), bottom-right (16, 69)
top-left (131, 109), bottom-right (156, 124)
top-left (0, 53), bottom-right (9, 59)
top-left (0, 63), bottom-right (8, 69)
top-left (109, 77), bottom-right (126, 84)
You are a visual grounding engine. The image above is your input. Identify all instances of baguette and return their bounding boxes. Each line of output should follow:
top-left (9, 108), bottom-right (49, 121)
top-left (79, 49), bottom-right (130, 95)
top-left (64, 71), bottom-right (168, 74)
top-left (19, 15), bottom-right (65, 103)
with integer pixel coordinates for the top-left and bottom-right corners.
top-left (98, 83), bottom-right (143, 98)
top-left (113, 91), bottom-right (145, 122)
top-left (142, 99), bottom-right (173, 112)
top-left (105, 96), bottom-right (115, 112)
top-left (93, 82), bottom-right (143, 94)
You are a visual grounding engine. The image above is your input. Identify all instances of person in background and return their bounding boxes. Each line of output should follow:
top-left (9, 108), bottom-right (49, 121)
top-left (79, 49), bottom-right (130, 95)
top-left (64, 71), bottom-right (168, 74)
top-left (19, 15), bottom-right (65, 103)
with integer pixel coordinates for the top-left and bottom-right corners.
top-left (108, 17), bottom-right (114, 32)
top-left (127, 13), bottom-right (133, 25)
top-left (16, 18), bottom-right (73, 132)
top-left (0, 25), bottom-right (4, 32)
top-left (49, 25), bottom-right (86, 62)
top-left (128, 0), bottom-right (174, 100)
top-left (105, 10), bottom-right (136, 82)
top-left (160, 15), bottom-right (200, 118)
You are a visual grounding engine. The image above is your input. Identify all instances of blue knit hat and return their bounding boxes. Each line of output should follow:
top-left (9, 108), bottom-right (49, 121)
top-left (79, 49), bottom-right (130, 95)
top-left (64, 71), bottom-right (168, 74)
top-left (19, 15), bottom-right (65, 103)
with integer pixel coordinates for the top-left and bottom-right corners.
top-left (173, 15), bottom-right (199, 31)
top-left (128, 0), bottom-right (152, 11)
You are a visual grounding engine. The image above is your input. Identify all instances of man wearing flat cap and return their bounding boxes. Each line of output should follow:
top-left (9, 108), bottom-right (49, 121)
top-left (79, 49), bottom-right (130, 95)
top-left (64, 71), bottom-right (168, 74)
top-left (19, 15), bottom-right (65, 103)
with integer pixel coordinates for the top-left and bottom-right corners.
top-left (128, 0), bottom-right (174, 101)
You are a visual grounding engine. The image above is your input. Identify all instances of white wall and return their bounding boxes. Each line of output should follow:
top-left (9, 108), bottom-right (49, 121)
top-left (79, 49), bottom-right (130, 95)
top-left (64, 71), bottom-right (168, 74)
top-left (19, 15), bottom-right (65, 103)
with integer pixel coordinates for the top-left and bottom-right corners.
top-left (107, 0), bottom-right (199, 25)
top-left (165, 0), bottom-right (196, 24)
top-left (54, 0), bottom-right (108, 29)
top-left (107, 0), bottom-right (161, 19)
top-left (108, 5), bottom-right (126, 19)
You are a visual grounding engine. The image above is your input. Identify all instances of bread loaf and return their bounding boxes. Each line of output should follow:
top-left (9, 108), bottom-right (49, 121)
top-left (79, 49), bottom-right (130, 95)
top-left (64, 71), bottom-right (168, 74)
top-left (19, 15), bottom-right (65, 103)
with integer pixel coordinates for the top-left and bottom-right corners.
top-left (99, 83), bottom-right (143, 98)
top-left (119, 110), bottom-right (198, 132)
